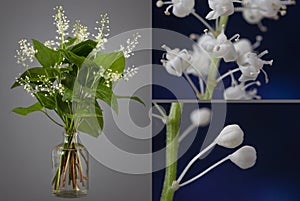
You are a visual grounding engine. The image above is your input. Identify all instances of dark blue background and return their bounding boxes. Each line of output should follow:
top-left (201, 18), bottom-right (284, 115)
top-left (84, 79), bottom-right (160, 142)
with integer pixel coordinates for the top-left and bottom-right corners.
top-left (153, 1), bottom-right (300, 99)
top-left (152, 103), bottom-right (300, 201)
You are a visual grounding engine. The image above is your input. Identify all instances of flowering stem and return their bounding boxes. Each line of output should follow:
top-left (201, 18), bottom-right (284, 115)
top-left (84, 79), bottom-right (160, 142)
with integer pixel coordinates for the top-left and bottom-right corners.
top-left (203, 16), bottom-right (229, 100)
top-left (160, 103), bottom-right (182, 201)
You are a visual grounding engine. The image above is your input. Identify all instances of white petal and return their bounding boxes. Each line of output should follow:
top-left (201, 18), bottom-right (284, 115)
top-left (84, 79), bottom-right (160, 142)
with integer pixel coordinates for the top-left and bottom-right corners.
top-left (229, 146), bottom-right (257, 169)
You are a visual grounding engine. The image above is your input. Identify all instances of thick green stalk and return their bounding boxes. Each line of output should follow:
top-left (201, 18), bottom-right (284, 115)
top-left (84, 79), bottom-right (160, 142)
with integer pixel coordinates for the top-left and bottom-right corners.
top-left (160, 103), bottom-right (182, 201)
top-left (203, 16), bottom-right (229, 100)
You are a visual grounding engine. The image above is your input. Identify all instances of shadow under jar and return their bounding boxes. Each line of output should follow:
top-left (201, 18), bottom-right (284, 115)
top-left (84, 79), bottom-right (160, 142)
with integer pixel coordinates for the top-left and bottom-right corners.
top-left (52, 132), bottom-right (89, 198)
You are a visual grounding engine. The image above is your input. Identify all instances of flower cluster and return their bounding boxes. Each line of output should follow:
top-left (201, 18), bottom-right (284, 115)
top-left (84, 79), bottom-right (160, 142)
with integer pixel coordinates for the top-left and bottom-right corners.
top-left (123, 65), bottom-right (139, 81)
top-left (156, 0), bottom-right (294, 100)
top-left (120, 33), bottom-right (142, 58)
top-left (53, 6), bottom-right (70, 43)
top-left (16, 74), bottom-right (65, 97)
top-left (15, 39), bottom-right (36, 68)
top-left (72, 20), bottom-right (90, 44)
top-left (93, 13), bottom-right (110, 51)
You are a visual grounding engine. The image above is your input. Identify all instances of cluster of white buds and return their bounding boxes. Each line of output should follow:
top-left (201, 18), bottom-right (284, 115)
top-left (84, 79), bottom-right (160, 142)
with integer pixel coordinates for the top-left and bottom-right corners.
top-left (102, 69), bottom-right (122, 88)
top-left (93, 13), bottom-right (110, 51)
top-left (16, 74), bottom-right (66, 97)
top-left (123, 65), bottom-right (139, 81)
top-left (44, 40), bottom-right (57, 50)
top-left (72, 20), bottom-right (90, 44)
top-left (174, 123), bottom-right (256, 189)
top-left (120, 33), bottom-right (142, 58)
top-left (15, 39), bottom-right (36, 68)
top-left (53, 6), bottom-right (70, 43)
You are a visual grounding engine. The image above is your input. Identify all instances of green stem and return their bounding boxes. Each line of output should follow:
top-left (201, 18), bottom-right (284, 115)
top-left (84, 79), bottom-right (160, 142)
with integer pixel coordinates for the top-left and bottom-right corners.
top-left (203, 16), bottom-right (229, 100)
top-left (160, 103), bottom-right (183, 201)
top-left (41, 110), bottom-right (64, 127)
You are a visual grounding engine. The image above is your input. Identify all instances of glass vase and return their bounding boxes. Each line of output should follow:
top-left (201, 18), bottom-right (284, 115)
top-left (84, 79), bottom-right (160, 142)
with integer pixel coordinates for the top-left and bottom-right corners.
top-left (52, 132), bottom-right (89, 198)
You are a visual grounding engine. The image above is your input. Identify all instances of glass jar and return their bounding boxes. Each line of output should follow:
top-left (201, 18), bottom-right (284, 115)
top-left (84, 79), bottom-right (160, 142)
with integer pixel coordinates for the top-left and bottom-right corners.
top-left (52, 132), bottom-right (89, 198)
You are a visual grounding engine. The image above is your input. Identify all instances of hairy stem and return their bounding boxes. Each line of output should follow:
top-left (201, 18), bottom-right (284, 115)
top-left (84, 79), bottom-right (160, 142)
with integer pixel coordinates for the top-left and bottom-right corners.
top-left (160, 103), bottom-right (182, 201)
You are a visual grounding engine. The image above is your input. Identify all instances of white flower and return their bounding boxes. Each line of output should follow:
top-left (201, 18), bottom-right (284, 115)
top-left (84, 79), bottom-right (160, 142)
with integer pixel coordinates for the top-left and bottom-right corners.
top-left (186, 34), bottom-right (212, 77)
top-left (156, 0), bottom-right (195, 18)
top-left (224, 81), bottom-right (261, 100)
top-left (234, 39), bottom-right (253, 58)
top-left (216, 124), bottom-right (244, 148)
top-left (190, 108), bottom-right (211, 127)
top-left (242, 0), bottom-right (295, 28)
top-left (234, 35), bottom-right (263, 63)
top-left (242, 8), bottom-right (264, 25)
top-left (206, 0), bottom-right (234, 20)
top-left (229, 146), bottom-right (257, 169)
top-left (253, 0), bottom-right (294, 18)
top-left (238, 51), bottom-right (273, 82)
top-left (161, 45), bottom-right (191, 77)
top-left (201, 29), bottom-right (238, 62)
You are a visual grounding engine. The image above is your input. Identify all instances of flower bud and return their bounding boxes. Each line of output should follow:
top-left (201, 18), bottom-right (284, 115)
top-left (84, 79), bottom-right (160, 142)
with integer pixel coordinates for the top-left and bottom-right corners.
top-left (216, 124), bottom-right (244, 148)
top-left (190, 108), bottom-right (211, 127)
top-left (229, 146), bottom-right (257, 169)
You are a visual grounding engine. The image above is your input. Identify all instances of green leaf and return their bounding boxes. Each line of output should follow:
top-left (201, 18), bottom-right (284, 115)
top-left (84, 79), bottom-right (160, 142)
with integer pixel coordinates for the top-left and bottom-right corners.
top-left (69, 40), bottom-right (97, 57)
top-left (32, 39), bottom-right (62, 68)
top-left (77, 101), bottom-right (103, 138)
top-left (34, 92), bottom-right (56, 110)
top-left (12, 102), bottom-right (43, 116)
top-left (11, 67), bottom-right (60, 88)
top-left (96, 84), bottom-right (118, 114)
top-left (56, 93), bottom-right (72, 115)
top-left (61, 50), bottom-right (85, 66)
top-left (116, 95), bottom-right (145, 107)
top-left (93, 51), bottom-right (125, 73)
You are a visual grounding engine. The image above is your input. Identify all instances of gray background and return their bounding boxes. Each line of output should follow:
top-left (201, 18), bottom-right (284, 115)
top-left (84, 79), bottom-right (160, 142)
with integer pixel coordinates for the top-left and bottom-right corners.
top-left (0, 0), bottom-right (151, 200)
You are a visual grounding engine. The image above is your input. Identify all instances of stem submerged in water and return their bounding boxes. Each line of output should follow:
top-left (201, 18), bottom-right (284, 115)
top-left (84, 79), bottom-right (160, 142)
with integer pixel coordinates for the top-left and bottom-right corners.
top-left (52, 131), bottom-right (88, 194)
top-left (160, 103), bottom-right (183, 201)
